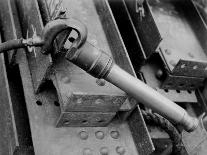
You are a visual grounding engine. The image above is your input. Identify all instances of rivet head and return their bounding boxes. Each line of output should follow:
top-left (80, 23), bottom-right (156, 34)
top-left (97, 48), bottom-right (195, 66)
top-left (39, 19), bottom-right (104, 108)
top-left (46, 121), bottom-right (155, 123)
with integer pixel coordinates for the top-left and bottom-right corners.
top-left (165, 49), bottom-right (171, 55)
top-left (79, 131), bottom-right (88, 140)
top-left (83, 148), bottom-right (93, 155)
top-left (188, 52), bottom-right (194, 58)
top-left (95, 131), bottom-right (104, 139)
top-left (100, 147), bottom-right (109, 155)
top-left (155, 69), bottom-right (163, 79)
top-left (169, 60), bottom-right (176, 67)
top-left (110, 131), bottom-right (120, 139)
top-left (116, 146), bottom-right (125, 154)
top-left (96, 79), bottom-right (106, 86)
top-left (63, 120), bottom-right (70, 125)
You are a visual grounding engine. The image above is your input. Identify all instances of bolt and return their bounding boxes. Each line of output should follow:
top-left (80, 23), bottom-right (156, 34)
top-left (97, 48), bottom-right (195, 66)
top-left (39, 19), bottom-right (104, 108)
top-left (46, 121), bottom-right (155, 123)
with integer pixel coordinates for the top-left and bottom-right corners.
top-left (95, 131), bottom-right (104, 139)
top-left (116, 146), bottom-right (125, 155)
top-left (188, 52), bottom-right (194, 58)
top-left (100, 147), bottom-right (109, 155)
top-left (96, 79), bottom-right (106, 86)
top-left (169, 60), bottom-right (176, 67)
top-left (165, 49), bottom-right (171, 55)
top-left (83, 148), bottom-right (93, 155)
top-left (79, 131), bottom-right (88, 140)
top-left (155, 69), bottom-right (164, 79)
top-left (110, 131), bottom-right (120, 139)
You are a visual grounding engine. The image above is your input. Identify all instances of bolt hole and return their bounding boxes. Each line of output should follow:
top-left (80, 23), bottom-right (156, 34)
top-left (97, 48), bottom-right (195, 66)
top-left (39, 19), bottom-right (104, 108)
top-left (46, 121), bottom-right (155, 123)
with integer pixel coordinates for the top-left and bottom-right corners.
top-left (82, 120), bottom-right (88, 124)
top-left (68, 37), bottom-right (75, 42)
top-left (54, 101), bottom-right (60, 106)
top-left (36, 100), bottom-right (42, 106)
top-left (187, 90), bottom-right (192, 94)
top-left (190, 84), bottom-right (195, 88)
top-left (167, 83), bottom-right (172, 86)
top-left (193, 65), bottom-right (198, 70)
top-left (179, 83), bottom-right (184, 87)
top-left (64, 120), bottom-right (70, 125)
top-left (98, 120), bottom-right (104, 123)
top-left (176, 90), bottom-right (180, 93)
top-left (164, 89), bottom-right (169, 92)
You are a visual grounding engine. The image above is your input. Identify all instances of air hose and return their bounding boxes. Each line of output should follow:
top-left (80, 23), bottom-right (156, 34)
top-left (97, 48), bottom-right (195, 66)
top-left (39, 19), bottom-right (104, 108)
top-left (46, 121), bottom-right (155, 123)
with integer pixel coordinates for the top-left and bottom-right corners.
top-left (141, 110), bottom-right (184, 155)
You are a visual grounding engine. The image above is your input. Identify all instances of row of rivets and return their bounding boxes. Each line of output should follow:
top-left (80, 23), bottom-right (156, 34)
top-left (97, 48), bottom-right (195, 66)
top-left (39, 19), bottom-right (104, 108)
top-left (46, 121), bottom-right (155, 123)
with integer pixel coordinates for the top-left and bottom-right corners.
top-left (83, 146), bottom-right (125, 155)
top-left (79, 130), bottom-right (120, 140)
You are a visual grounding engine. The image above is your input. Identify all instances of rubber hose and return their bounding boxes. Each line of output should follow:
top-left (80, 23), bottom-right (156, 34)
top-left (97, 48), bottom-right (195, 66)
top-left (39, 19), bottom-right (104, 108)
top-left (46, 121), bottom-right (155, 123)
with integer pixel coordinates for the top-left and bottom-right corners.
top-left (0, 39), bottom-right (25, 53)
top-left (141, 110), bottom-right (184, 155)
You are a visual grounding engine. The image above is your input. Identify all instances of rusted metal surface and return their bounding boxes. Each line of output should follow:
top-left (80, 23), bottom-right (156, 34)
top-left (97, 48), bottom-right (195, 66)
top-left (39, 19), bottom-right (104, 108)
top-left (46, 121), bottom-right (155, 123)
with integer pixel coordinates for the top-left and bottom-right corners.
top-left (128, 107), bottom-right (155, 155)
top-left (16, 41), bottom-right (141, 155)
top-left (140, 57), bottom-right (198, 103)
top-left (56, 111), bottom-right (116, 127)
top-left (161, 74), bottom-right (204, 90)
top-left (16, 0), bottom-right (53, 93)
top-left (0, 36), bottom-right (18, 155)
top-left (151, 0), bottom-right (207, 77)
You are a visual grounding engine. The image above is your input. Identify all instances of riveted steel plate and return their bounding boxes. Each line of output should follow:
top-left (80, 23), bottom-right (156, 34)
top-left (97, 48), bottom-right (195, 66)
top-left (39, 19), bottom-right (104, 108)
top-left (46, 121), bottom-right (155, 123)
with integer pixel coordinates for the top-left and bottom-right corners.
top-left (44, 0), bottom-right (128, 115)
top-left (56, 112), bottom-right (116, 127)
top-left (140, 59), bottom-right (198, 103)
top-left (128, 107), bottom-right (155, 155)
top-left (16, 0), bottom-right (53, 93)
top-left (172, 60), bottom-right (207, 78)
top-left (161, 74), bottom-right (204, 90)
top-left (0, 36), bottom-right (18, 155)
top-left (51, 58), bottom-right (126, 112)
top-left (150, 0), bottom-right (207, 77)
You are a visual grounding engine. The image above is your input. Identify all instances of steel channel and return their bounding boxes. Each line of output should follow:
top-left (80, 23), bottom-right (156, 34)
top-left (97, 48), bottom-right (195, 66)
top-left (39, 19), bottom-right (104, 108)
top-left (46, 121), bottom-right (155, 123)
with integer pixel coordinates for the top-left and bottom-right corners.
top-left (0, 0), bottom-right (22, 64)
top-left (15, 0), bottom-right (53, 93)
top-left (0, 35), bottom-right (18, 155)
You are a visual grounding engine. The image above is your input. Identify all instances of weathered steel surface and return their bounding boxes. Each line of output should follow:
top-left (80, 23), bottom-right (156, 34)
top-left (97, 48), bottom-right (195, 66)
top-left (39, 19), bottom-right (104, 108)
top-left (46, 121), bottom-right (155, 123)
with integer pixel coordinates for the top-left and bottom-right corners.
top-left (152, 0), bottom-right (207, 76)
top-left (161, 74), bottom-right (204, 90)
top-left (16, 0), bottom-right (53, 93)
top-left (16, 43), bottom-right (141, 155)
top-left (128, 107), bottom-right (155, 155)
top-left (0, 36), bottom-right (18, 155)
top-left (140, 58), bottom-right (198, 103)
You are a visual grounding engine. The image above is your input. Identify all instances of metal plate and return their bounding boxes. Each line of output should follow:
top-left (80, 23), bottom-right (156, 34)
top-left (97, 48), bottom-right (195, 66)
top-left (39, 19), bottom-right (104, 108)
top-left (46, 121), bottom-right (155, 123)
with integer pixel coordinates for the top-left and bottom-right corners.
top-left (172, 59), bottom-right (207, 78)
top-left (150, 0), bottom-right (207, 76)
top-left (128, 107), bottom-right (155, 155)
top-left (56, 112), bottom-right (116, 127)
top-left (140, 58), bottom-right (198, 103)
top-left (161, 74), bottom-right (204, 90)
top-left (182, 116), bottom-right (207, 155)
top-left (16, 0), bottom-right (53, 93)
top-left (16, 49), bottom-right (141, 154)
top-left (51, 58), bottom-right (126, 112)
